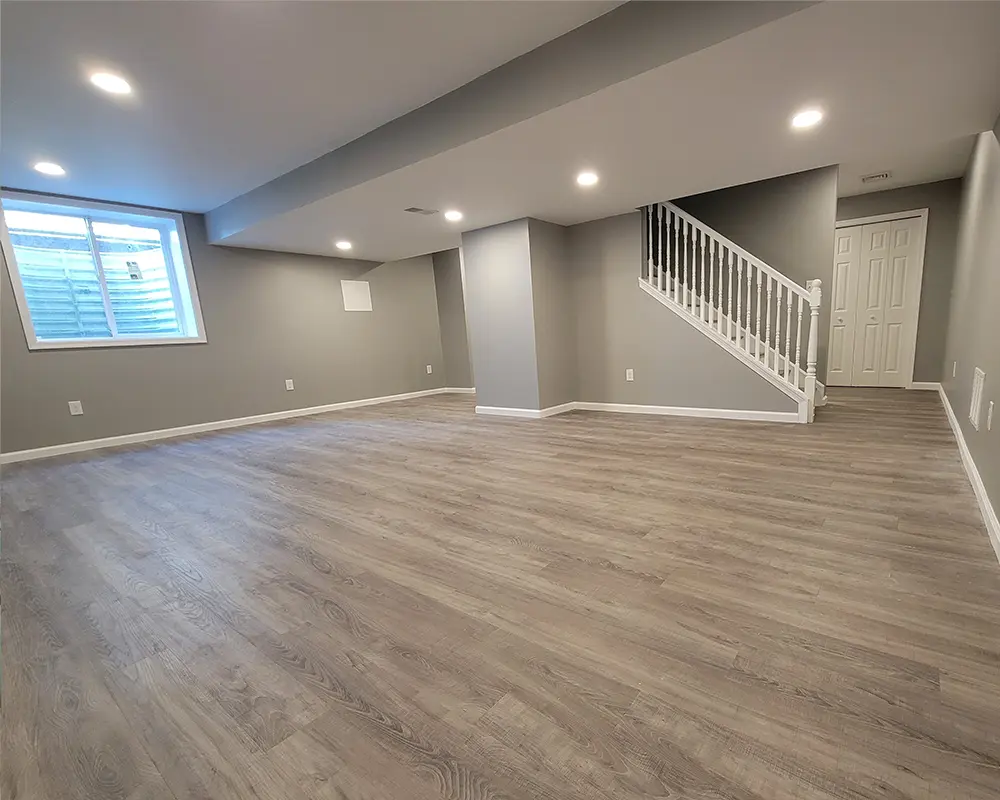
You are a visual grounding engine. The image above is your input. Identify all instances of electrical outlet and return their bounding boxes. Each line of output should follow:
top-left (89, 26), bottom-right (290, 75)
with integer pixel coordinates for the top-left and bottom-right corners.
top-left (285, 379), bottom-right (294, 391)
top-left (953, 361), bottom-right (958, 378)
top-left (426, 365), bottom-right (433, 374)
top-left (625, 368), bottom-right (634, 382)
top-left (68, 400), bottom-right (83, 416)
top-left (988, 401), bottom-right (995, 432)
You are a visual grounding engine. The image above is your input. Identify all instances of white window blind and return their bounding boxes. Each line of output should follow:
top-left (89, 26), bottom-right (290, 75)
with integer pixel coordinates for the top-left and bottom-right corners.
top-left (2, 194), bottom-right (205, 349)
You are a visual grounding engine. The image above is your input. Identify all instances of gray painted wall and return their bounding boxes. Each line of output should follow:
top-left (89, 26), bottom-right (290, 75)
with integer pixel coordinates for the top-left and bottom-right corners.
top-left (461, 219), bottom-right (540, 410)
top-left (943, 129), bottom-right (1000, 520)
top-left (837, 179), bottom-right (962, 383)
top-left (432, 249), bottom-right (473, 389)
top-left (570, 212), bottom-right (796, 413)
top-left (528, 219), bottom-right (577, 408)
top-left (675, 166), bottom-right (839, 379)
top-left (1, 214), bottom-right (445, 453)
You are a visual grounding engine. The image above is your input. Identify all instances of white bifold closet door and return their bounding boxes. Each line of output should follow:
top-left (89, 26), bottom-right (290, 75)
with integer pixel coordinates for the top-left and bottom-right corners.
top-left (827, 217), bottom-right (922, 387)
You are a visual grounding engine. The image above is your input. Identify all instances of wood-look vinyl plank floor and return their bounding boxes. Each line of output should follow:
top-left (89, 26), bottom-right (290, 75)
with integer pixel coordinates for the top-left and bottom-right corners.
top-left (3, 388), bottom-right (999, 800)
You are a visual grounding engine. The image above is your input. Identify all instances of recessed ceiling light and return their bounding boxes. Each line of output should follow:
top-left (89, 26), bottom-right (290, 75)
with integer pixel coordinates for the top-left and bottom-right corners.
top-left (576, 171), bottom-right (599, 187)
top-left (335, 240), bottom-right (352, 251)
top-left (791, 109), bottom-right (823, 129)
top-left (33, 161), bottom-right (66, 176)
top-left (444, 210), bottom-right (463, 222)
top-left (90, 72), bottom-right (132, 95)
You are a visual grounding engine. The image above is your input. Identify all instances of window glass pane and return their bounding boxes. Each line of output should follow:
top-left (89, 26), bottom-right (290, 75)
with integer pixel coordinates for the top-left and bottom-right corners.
top-left (92, 221), bottom-right (184, 337)
top-left (4, 209), bottom-right (113, 341)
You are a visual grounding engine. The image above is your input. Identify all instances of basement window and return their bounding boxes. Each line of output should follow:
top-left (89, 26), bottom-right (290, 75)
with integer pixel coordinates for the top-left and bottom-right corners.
top-left (1, 192), bottom-right (206, 350)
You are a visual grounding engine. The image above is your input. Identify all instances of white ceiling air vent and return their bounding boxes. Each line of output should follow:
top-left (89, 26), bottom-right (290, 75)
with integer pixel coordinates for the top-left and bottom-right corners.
top-left (404, 207), bottom-right (439, 216)
top-left (861, 171), bottom-right (892, 184)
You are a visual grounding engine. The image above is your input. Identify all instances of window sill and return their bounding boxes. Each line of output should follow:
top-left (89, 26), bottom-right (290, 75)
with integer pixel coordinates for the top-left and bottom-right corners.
top-left (26, 335), bottom-right (208, 352)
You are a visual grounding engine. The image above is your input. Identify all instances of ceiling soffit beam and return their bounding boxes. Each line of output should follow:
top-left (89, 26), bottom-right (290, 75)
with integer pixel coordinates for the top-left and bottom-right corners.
top-left (205, 0), bottom-right (814, 243)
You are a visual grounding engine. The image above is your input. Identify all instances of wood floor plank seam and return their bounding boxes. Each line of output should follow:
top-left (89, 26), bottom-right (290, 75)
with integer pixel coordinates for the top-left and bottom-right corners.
top-left (3, 388), bottom-right (998, 800)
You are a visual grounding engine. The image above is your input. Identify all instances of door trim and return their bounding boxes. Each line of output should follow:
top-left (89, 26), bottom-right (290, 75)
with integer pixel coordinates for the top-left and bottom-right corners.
top-left (832, 208), bottom-right (928, 388)
top-left (836, 208), bottom-right (929, 229)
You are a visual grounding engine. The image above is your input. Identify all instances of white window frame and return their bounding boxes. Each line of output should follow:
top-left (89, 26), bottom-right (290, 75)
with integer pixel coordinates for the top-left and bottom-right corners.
top-left (1, 190), bottom-right (207, 350)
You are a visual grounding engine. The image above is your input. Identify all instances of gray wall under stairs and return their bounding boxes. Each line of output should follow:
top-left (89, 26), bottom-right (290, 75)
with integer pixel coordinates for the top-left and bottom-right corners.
top-left (675, 166), bottom-right (839, 381)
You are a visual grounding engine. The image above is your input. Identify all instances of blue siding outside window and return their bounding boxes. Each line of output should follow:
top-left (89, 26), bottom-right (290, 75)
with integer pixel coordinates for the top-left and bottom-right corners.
top-left (8, 212), bottom-right (113, 341)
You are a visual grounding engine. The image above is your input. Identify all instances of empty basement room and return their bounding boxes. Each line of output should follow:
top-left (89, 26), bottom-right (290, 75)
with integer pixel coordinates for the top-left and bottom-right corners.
top-left (4, 1), bottom-right (1000, 798)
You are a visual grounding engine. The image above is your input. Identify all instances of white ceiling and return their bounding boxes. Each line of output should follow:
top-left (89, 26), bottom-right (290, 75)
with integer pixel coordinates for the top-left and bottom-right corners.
top-left (837, 136), bottom-right (975, 198)
top-left (0, 0), bottom-right (618, 211)
top-left (222, 1), bottom-right (1000, 261)
top-left (4, 1), bottom-right (1000, 264)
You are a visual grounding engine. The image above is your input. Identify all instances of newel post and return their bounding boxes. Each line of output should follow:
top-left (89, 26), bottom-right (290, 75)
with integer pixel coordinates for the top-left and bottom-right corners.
top-left (804, 279), bottom-right (822, 413)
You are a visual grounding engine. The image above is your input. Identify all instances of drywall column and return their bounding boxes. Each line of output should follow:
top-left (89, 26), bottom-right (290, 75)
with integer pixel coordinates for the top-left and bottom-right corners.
top-left (461, 218), bottom-right (576, 412)
top-left (432, 249), bottom-right (474, 389)
top-left (528, 220), bottom-right (578, 409)
top-left (462, 220), bottom-right (541, 411)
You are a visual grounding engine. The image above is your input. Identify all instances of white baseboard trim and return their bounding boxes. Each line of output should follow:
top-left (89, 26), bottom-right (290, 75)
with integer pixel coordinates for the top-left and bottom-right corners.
top-left (477, 401), bottom-right (799, 423)
top-left (539, 402), bottom-right (577, 418)
top-left (475, 406), bottom-right (537, 418)
top-left (445, 387), bottom-right (476, 394)
top-left (1, 387), bottom-right (464, 464)
top-left (574, 402), bottom-right (800, 424)
top-left (475, 402), bottom-right (574, 419)
top-left (937, 386), bottom-right (1000, 565)
top-left (637, 278), bottom-right (808, 409)
top-left (910, 381), bottom-right (942, 391)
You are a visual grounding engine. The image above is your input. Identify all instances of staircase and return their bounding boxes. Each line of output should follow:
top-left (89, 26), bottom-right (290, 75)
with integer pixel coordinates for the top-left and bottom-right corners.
top-left (641, 202), bottom-right (824, 422)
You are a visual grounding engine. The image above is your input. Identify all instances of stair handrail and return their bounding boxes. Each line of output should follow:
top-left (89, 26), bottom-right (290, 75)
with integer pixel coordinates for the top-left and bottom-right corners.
top-left (663, 202), bottom-right (809, 300)
top-left (642, 200), bottom-right (824, 419)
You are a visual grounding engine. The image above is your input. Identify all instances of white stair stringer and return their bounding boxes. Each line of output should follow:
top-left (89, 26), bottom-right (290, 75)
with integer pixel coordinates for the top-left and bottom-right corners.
top-left (641, 201), bottom-right (825, 422)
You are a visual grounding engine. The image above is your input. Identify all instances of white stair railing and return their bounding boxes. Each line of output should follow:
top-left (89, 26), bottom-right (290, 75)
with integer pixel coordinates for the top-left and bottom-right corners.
top-left (642, 201), bottom-right (822, 405)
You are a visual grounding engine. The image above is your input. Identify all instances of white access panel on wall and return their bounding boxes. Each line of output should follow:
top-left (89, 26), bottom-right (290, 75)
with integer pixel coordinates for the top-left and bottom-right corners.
top-left (827, 212), bottom-right (926, 388)
top-left (341, 280), bottom-right (372, 312)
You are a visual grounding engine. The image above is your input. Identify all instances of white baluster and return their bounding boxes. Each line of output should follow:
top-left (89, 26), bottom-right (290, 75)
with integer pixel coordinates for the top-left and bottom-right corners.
top-left (795, 294), bottom-right (804, 385)
top-left (700, 231), bottom-right (707, 323)
top-left (736, 258), bottom-right (744, 350)
top-left (726, 249), bottom-right (734, 340)
top-left (784, 291), bottom-right (793, 384)
top-left (754, 266), bottom-right (762, 358)
top-left (688, 222), bottom-right (694, 312)
top-left (690, 224), bottom-right (697, 313)
top-left (707, 239), bottom-right (718, 326)
top-left (764, 275), bottom-right (778, 369)
top-left (745, 260), bottom-right (753, 350)
top-left (773, 283), bottom-right (781, 374)
top-left (714, 240), bottom-right (722, 334)
top-left (804, 280), bottom-right (822, 420)
top-left (673, 212), bottom-right (680, 303)
top-left (682, 221), bottom-right (689, 310)
top-left (646, 206), bottom-right (653, 284)
top-left (659, 204), bottom-right (666, 292)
